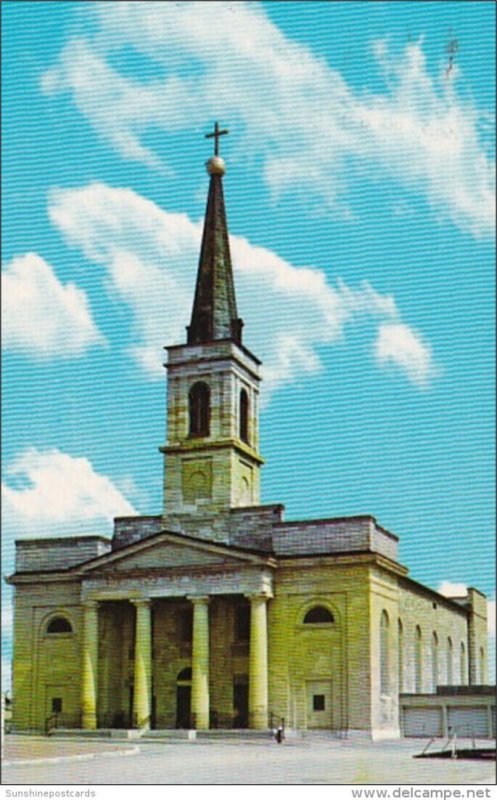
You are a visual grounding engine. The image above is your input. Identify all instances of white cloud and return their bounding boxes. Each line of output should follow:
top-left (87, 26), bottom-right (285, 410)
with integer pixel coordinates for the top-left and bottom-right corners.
top-left (2, 601), bottom-right (13, 640)
top-left (1, 595), bottom-right (13, 694)
top-left (486, 597), bottom-right (495, 683)
top-left (41, 2), bottom-right (495, 237)
top-left (374, 322), bottom-right (440, 388)
top-left (2, 657), bottom-right (12, 694)
top-left (48, 182), bottom-right (438, 393)
top-left (487, 597), bottom-right (496, 639)
top-left (438, 581), bottom-right (469, 598)
top-left (2, 448), bottom-right (136, 537)
top-left (438, 582), bottom-right (495, 639)
top-left (1, 253), bottom-right (105, 358)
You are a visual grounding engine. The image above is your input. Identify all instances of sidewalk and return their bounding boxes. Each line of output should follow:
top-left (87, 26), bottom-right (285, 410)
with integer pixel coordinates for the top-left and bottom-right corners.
top-left (2, 735), bottom-right (139, 766)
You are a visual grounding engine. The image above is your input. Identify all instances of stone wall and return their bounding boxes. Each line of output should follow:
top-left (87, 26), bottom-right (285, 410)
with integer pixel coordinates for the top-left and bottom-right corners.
top-left (272, 516), bottom-right (398, 561)
top-left (15, 537), bottom-right (111, 573)
top-left (111, 508), bottom-right (401, 560)
top-left (112, 517), bottom-right (162, 550)
top-left (398, 577), bottom-right (469, 694)
top-left (229, 504), bottom-right (283, 551)
top-left (267, 560), bottom-right (371, 734)
top-left (160, 504), bottom-right (282, 549)
top-left (466, 588), bottom-right (488, 684)
top-left (12, 581), bottom-right (82, 731)
top-left (369, 567), bottom-right (401, 739)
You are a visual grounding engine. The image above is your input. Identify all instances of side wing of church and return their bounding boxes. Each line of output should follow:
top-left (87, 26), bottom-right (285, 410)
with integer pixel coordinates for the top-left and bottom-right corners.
top-left (7, 134), bottom-right (490, 740)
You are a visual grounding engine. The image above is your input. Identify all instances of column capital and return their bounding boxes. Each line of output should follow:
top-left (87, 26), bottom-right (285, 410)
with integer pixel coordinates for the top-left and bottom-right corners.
top-left (187, 595), bottom-right (210, 605)
top-left (130, 597), bottom-right (152, 608)
top-left (245, 592), bottom-right (270, 602)
top-left (82, 600), bottom-right (99, 610)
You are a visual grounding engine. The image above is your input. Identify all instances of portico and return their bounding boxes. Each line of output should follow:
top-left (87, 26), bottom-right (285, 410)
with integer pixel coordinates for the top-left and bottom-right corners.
top-left (78, 532), bottom-right (274, 731)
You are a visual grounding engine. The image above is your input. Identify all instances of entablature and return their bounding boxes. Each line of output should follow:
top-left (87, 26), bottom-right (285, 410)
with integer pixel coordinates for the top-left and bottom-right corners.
top-left (81, 564), bottom-right (274, 603)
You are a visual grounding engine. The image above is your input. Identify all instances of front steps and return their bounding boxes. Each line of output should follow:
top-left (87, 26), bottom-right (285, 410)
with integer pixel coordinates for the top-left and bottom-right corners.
top-left (43, 727), bottom-right (352, 741)
top-left (48, 727), bottom-right (274, 741)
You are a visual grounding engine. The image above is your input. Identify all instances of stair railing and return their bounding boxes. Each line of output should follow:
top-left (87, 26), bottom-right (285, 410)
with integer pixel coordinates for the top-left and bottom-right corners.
top-left (45, 713), bottom-right (58, 735)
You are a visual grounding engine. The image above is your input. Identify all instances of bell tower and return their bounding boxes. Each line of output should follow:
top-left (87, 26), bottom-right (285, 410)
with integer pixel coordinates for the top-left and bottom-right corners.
top-left (161, 124), bottom-right (264, 516)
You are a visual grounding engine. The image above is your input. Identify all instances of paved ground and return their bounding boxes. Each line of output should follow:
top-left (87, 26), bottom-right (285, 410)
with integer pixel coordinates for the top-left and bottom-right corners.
top-left (2, 735), bottom-right (495, 785)
top-left (2, 735), bottom-right (138, 764)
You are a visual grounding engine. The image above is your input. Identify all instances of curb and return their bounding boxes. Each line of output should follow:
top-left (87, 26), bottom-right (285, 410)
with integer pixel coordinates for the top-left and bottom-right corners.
top-left (2, 745), bottom-right (140, 767)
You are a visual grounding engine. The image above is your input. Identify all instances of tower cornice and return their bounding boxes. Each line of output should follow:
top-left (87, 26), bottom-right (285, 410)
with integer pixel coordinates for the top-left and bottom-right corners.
top-left (160, 438), bottom-right (265, 466)
top-left (165, 343), bottom-right (262, 383)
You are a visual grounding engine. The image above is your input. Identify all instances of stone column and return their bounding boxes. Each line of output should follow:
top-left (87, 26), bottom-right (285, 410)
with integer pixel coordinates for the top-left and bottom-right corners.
top-left (189, 596), bottom-right (210, 730)
top-left (132, 599), bottom-right (152, 730)
top-left (81, 601), bottom-right (99, 730)
top-left (247, 593), bottom-right (269, 730)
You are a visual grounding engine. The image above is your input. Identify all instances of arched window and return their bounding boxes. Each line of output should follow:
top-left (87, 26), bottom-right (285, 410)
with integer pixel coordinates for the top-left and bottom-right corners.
top-left (189, 382), bottom-right (210, 437)
top-left (239, 389), bottom-right (249, 444)
top-left (415, 626), bottom-right (423, 692)
top-left (177, 667), bottom-right (192, 682)
top-left (303, 606), bottom-right (334, 624)
top-left (380, 611), bottom-right (390, 695)
top-left (398, 619), bottom-right (404, 692)
top-left (446, 637), bottom-right (453, 684)
top-left (460, 642), bottom-right (467, 684)
top-left (46, 616), bottom-right (72, 634)
top-left (431, 632), bottom-right (439, 691)
top-left (479, 646), bottom-right (486, 683)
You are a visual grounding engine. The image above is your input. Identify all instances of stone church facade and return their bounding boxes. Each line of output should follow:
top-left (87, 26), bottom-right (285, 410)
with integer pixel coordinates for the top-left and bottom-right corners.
top-left (8, 136), bottom-right (488, 739)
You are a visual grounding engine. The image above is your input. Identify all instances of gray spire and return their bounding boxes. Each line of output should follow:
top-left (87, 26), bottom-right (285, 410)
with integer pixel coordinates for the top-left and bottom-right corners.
top-left (187, 126), bottom-right (243, 345)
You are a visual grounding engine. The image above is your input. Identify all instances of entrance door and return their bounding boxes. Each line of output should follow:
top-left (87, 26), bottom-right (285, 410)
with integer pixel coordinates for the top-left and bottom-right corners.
top-left (306, 680), bottom-right (333, 729)
top-left (176, 668), bottom-right (192, 728)
top-left (233, 682), bottom-right (249, 728)
top-left (176, 686), bottom-right (191, 728)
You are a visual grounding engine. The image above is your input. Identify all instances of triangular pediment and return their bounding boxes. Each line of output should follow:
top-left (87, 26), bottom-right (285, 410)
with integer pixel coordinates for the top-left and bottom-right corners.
top-left (78, 531), bottom-right (271, 575)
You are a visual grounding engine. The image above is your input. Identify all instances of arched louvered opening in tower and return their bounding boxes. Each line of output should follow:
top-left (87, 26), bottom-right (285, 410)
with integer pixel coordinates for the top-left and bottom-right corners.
top-left (239, 388), bottom-right (249, 444)
top-left (189, 382), bottom-right (210, 437)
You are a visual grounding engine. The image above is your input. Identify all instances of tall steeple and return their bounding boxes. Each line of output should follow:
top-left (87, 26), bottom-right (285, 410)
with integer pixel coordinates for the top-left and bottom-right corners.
top-left (187, 122), bottom-right (243, 345)
top-left (162, 124), bottom-right (263, 518)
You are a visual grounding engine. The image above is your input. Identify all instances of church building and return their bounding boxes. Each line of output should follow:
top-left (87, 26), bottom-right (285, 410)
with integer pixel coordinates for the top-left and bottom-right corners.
top-left (7, 126), bottom-right (489, 740)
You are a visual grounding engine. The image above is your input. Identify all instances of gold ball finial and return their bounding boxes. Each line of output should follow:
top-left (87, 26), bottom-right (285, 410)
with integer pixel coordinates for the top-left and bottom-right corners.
top-left (206, 155), bottom-right (226, 176)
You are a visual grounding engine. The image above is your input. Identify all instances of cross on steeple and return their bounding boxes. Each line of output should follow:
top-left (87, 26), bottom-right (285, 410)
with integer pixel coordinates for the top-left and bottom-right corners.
top-left (205, 121), bottom-right (229, 156)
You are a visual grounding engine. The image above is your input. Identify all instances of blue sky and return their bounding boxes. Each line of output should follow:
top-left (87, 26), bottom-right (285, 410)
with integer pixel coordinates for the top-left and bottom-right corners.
top-left (2, 1), bottom-right (495, 689)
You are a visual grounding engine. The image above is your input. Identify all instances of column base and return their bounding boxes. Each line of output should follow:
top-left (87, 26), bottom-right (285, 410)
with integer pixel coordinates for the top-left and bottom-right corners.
top-left (81, 713), bottom-right (97, 730)
top-left (250, 711), bottom-right (268, 730)
top-left (193, 713), bottom-right (209, 731)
